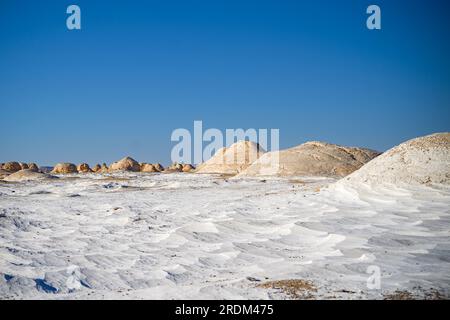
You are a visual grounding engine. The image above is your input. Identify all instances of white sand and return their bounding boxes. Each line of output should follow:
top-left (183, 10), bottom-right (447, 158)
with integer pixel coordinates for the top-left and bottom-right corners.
top-left (0, 172), bottom-right (449, 299)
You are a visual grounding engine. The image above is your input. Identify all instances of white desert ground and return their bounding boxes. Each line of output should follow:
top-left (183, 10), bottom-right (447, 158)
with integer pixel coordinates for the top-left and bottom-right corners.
top-left (0, 133), bottom-right (449, 300)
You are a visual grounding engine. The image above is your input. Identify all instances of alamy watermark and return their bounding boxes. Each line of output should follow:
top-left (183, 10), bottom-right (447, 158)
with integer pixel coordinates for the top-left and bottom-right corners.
top-left (66, 5), bottom-right (81, 30)
top-left (66, 4), bottom-right (381, 31)
top-left (170, 121), bottom-right (279, 167)
top-left (366, 265), bottom-right (381, 290)
top-left (367, 5), bottom-right (381, 30)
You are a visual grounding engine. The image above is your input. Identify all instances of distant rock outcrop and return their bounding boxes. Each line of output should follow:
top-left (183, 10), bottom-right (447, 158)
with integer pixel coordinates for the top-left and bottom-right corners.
top-left (99, 163), bottom-right (109, 173)
top-left (195, 141), bottom-right (265, 175)
top-left (153, 163), bottom-right (164, 172)
top-left (336, 133), bottom-right (450, 187)
top-left (77, 163), bottom-right (92, 173)
top-left (51, 163), bottom-right (78, 174)
top-left (165, 163), bottom-right (183, 172)
top-left (182, 164), bottom-right (195, 172)
top-left (19, 162), bottom-right (29, 170)
top-left (3, 169), bottom-right (58, 182)
top-left (238, 141), bottom-right (380, 178)
top-left (2, 162), bottom-right (22, 173)
top-left (92, 164), bottom-right (101, 172)
top-left (109, 157), bottom-right (140, 172)
top-left (28, 163), bottom-right (39, 172)
top-left (141, 163), bottom-right (158, 172)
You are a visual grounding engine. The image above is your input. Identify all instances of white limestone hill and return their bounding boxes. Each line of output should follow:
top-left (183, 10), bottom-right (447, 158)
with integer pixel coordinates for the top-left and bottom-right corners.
top-left (335, 133), bottom-right (450, 188)
top-left (195, 141), bottom-right (265, 175)
top-left (237, 141), bottom-right (380, 178)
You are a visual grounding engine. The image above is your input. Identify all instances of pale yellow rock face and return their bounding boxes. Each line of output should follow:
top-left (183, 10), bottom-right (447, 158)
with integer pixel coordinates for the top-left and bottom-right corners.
top-left (195, 141), bottom-right (265, 175)
top-left (51, 163), bottom-right (78, 174)
top-left (2, 162), bottom-right (22, 172)
top-left (141, 163), bottom-right (157, 172)
top-left (109, 157), bottom-right (140, 172)
top-left (77, 163), bottom-right (92, 173)
top-left (238, 141), bottom-right (380, 178)
top-left (3, 169), bottom-right (57, 182)
top-left (337, 132), bottom-right (450, 187)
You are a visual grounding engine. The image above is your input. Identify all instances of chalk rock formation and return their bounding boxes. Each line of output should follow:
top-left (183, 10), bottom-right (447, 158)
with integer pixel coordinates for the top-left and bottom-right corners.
top-left (28, 163), bottom-right (39, 172)
top-left (195, 141), bottom-right (265, 175)
top-left (109, 157), bottom-right (140, 172)
top-left (153, 163), bottom-right (164, 172)
top-left (336, 133), bottom-right (450, 187)
top-left (141, 163), bottom-right (158, 172)
top-left (238, 141), bottom-right (380, 178)
top-left (19, 162), bottom-right (29, 170)
top-left (165, 163), bottom-right (183, 172)
top-left (2, 162), bottom-right (22, 173)
top-left (182, 164), bottom-right (195, 172)
top-left (92, 164), bottom-right (101, 172)
top-left (77, 163), bottom-right (92, 173)
top-left (99, 163), bottom-right (109, 173)
top-left (51, 163), bottom-right (78, 174)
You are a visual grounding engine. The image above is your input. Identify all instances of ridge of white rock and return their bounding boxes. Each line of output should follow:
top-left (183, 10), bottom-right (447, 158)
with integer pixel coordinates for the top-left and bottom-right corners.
top-left (237, 141), bottom-right (380, 178)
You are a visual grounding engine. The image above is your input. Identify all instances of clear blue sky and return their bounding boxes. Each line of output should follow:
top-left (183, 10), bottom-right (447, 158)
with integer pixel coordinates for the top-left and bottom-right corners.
top-left (1, 0), bottom-right (449, 165)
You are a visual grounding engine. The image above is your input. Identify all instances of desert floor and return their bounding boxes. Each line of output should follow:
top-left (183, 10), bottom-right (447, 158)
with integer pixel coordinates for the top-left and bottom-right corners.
top-left (0, 173), bottom-right (449, 299)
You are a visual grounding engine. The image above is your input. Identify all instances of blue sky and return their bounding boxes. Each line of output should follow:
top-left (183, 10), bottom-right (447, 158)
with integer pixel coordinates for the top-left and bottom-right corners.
top-left (1, 0), bottom-right (449, 165)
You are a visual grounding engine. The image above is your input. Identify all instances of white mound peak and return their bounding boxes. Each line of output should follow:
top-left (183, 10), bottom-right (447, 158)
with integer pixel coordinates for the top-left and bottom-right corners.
top-left (195, 140), bottom-right (265, 175)
top-left (109, 156), bottom-right (141, 172)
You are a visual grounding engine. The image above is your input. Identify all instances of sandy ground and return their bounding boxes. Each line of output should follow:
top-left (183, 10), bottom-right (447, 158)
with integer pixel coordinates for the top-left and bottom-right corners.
top-left (0, 173), bottom-right (449, 299)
